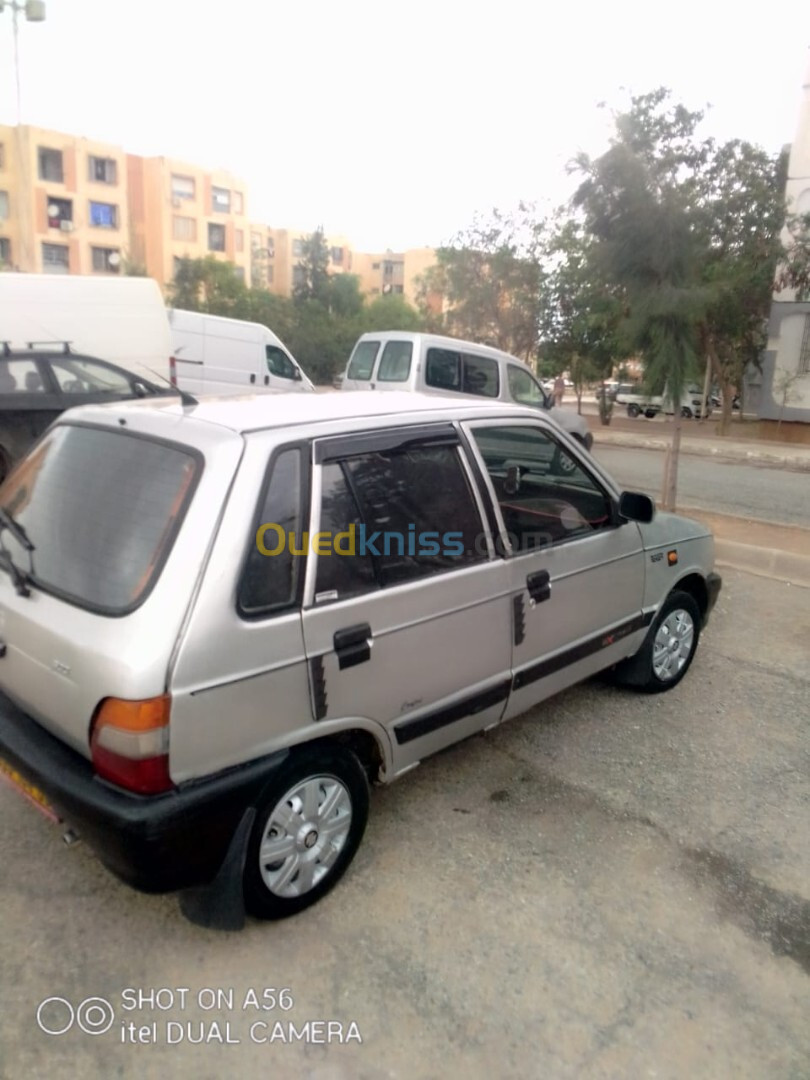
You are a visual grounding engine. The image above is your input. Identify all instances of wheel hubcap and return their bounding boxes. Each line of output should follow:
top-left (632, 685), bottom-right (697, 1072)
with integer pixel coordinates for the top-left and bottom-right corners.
top-left (258, 775), bottom-right (352, 898)
top-left (652, 608), bottom-right (695, 681)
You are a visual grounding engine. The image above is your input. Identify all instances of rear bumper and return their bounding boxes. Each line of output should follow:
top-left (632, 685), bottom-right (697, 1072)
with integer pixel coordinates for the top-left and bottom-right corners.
top-left (0, 690), bottom-right (287, 893)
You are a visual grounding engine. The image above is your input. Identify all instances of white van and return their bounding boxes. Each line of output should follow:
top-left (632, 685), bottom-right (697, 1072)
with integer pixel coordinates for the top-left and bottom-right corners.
top-left (341, 331), bottom-right (593, 454)
top-left (0, 273), bottom-right (172, 386)
top-left (169, 310), bottom-right (313, 395)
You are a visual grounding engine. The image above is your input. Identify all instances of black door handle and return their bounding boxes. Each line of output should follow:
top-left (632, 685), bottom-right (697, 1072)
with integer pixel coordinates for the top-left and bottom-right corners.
top-left (526, 569), bottom-right (551, 603)
top-left (249, 373), bottom-right (256, 384)
top-left (334, 623), bottom-right (372, 670)
top-left (264, 374), bottom-right (270, 386)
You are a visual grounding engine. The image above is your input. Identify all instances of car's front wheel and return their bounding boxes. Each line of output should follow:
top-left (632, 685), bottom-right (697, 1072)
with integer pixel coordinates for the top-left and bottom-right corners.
top-left (243, 744), bottom-right (369, 919)
top-left (627, 403), bottom-right (641, 418)
top-left (615, 590), bottom-right (702, 694)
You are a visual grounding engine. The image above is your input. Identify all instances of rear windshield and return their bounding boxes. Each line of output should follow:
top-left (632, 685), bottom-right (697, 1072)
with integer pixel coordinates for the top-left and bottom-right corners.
top-left (346, 341), bottom-right (379, 381)
top-left (0, 424), bottom-right (199, 615)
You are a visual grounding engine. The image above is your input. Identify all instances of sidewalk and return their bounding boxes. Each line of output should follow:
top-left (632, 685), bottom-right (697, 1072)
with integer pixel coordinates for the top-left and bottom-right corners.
top-left (584, 421), bottom-right (810, 471)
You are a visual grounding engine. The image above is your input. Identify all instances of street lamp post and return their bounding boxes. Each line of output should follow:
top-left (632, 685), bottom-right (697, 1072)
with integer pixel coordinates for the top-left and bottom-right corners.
top-left (0, 0), bottom-right (46, 123)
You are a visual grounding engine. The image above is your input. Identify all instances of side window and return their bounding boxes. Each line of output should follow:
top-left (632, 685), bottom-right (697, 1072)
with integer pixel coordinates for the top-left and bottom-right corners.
top-left (314, 442), bottom-right (486, 600)
top-left (346, 341), bottom-right (379, 381)
top-left (50, 358), bottom-right (133, 394)
top-left (470, 425), bottom-right (613, 551)
top-left (376, 340), bottom-right (413, 382)
top-left (314, 464), bottom-right (379, 602)
top-left (425, 348), bottom-right (461, 391)
top-left (461, 353), bottom-right (499, 397)
top-left (0, 360), bottom-right (47, 394)
top-left (240, 448), bottom-right (304, 615)
top-left (507, 365), bottom-right (547, 408)
top-left (266, 345), bottom-right (297, 380)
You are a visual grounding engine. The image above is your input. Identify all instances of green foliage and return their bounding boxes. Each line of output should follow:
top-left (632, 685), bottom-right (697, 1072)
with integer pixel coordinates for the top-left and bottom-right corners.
top-left (293, 227), bottom-right (331, 305)
top-left (416, 205), bottom-right (546, 361)
top-left (167, 249), bottom-right (425, 385)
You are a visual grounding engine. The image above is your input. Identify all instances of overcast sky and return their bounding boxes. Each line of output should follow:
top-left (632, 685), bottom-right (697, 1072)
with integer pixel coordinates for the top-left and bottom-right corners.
top-left (1, 1), bottom-right (808, 251)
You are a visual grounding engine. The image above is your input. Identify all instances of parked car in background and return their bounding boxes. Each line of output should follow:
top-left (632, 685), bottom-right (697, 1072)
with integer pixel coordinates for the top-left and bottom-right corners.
top-left (0, 273), bottom-right (173, 387)
top-left (0, 343), bottom-right (174, 481)
top-left (169, 310), bottom-right (313, 395)
top-left (614, 382), bottom-right (712, 419)
top-left (341, 332), bottom-right (593, 468)
top-left (0, 391), bottom-right (720, 922)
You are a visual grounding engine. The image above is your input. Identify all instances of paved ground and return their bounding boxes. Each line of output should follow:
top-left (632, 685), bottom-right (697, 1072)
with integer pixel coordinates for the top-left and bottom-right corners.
top-left (593, 447), bottom-right (810, 527)
top-left (1, 568), bottom-right (808, 1080)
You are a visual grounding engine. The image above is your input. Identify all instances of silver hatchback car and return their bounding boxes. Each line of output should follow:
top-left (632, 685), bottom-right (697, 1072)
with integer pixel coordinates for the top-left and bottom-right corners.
top-left (0, 392), bottom-right (720, 922)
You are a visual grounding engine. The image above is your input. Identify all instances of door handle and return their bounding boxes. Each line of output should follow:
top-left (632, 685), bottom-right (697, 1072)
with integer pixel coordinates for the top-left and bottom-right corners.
top-left (249, 373), bottom-right (256, 384)
top-left (264, 374), bottom-right (270, 386)
top-left (526, 569), bottom-right (551, 603)
top-left (333, 623), bottom-right (372, 670)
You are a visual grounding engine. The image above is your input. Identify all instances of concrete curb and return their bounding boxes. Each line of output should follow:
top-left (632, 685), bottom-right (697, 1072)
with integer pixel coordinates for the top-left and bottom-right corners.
top-left (714, 541), bottom-right (810, 588)
top-left (592, 430), bottom-right (810, 472)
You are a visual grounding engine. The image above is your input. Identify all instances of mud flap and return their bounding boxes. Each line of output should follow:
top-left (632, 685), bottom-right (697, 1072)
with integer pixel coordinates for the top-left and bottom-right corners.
top-left (179, 807), bottom-right (255, 931)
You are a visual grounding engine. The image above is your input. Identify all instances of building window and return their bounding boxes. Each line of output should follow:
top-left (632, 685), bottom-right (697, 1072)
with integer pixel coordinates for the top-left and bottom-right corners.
top-left (370, 287), bottom-right (380, 295)
top-left (173, 215), bottom-right (197, 242)
top-left (88, 156), bottom-right (117, 184)
top-left (91, 246), bottom-right (120, 273)
top-left (266, 265), bottom-right (274, 285)
top-left (799, 317), bottom-right (810, 375)
top-left (330, 246), bottom-right (344, 265)
top-left (235, 229), bottom-right (244, 253)
top-left (211, 186), bottom-right (231, 213)
top-left (42, 242), bottom-right (70, 273)
top-left (371, 262), bottom-right (380, 270)
top-left (292, 265), bottom-right (306, 288)
top-left (0, 238), bottom-right (11, 266)
top-left (207, 222), bottom-right (226, 252)
top-left (292, 239), bottom-right (303, 257)
top-left (171, 174), bottom-right (195, 200)
top-left (233, 191), bottom-right (244, 215)
top-left (47, 197), bottom-right (73, 229)
top-left (89, 201), bottom-right (118, 228)
top-left (0, 191), bottom-right (8, 220)
top-left (234, 266), bottom-right (245, 282)
top-left (0, 144), bottom-right (5, 170)
top-left (383, 261), bottom-right (394, 277)
top-left (38, 148), bottom-right (64, 183)
top-left (393, 284), bottom-right (403, 294)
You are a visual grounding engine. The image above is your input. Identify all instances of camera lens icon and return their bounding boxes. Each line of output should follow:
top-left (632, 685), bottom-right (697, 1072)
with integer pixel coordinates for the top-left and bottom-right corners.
top-left (37, 996), bottom-right (115, 1036)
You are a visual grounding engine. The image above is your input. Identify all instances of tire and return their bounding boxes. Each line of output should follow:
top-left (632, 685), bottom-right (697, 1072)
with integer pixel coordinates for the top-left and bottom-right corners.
top-left (627, 403), bottom-right (640, 418)
top-left (0, 446), bottom-right (12, 486)
top-left (243, 744), bottom-right (369, 920)
top-left (681, 406), bottom-right (693, 419)
top-left (615, 590), bottom-right (701, 694)
top-left (552, 440), bottom-right (580, 476)
top-left (644, 409), bottom-right (658, 419)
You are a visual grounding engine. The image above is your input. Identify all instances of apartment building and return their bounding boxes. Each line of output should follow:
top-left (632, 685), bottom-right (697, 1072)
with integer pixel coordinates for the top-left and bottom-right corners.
top-left (0, 124), bottom-right (129, 275)
top-left (127, 155), bottom-right (250, 287)
top-left (250, 225), bottom-right (353, 295)
top-left (352, 247), bottom-right (438, 308)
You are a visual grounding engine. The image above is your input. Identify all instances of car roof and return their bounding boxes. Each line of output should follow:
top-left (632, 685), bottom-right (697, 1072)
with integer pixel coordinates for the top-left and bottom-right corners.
top-left (59, 389), bottom-right (537, 436)
top-left (354, 331), bottom-right (530, 368)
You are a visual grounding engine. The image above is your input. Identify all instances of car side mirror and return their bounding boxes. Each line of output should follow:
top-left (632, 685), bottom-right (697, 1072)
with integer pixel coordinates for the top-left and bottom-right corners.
top-left (504, 465), bottom-right (521, 496)
top-left (618, 491), bottom-right (655, 523)
top-left (132, 381), bottom-right (149, 398)
top-left (292, 368), bottom-right (302, 381)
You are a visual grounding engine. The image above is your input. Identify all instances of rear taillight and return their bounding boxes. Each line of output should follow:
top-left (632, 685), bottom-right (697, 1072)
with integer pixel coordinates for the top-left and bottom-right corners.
top-left (90, 696), bottom-right (172, 794)
top-left (169, 356), bottom-right (177, 388)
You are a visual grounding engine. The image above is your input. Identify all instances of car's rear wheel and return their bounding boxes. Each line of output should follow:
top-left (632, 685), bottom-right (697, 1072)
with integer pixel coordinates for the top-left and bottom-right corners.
top-left (681, 406), bottom-right (693, 419)
top-left (243, 744), bottom-right (369, 919)
top-left (627, 403), bottom-right (640, 418)
top-left (616, 591), bottom-right (701, 694)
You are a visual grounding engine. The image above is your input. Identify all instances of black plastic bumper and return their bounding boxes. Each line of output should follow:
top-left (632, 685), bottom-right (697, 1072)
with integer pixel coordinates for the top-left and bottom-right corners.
top-left (0, 690), bottom-right (288, 893)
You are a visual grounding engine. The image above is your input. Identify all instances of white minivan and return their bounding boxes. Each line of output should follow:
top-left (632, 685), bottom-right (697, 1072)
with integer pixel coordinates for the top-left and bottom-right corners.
top-left (169, 310), bottom-right (313, 395)
top-left (341, 331), bottom-right (594, 455)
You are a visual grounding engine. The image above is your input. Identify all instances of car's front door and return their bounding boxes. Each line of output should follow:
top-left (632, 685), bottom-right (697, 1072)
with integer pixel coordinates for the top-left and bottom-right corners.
top-left (301, 424), bottom-right (512, 774)
top-left (464, 420), bottom-right (647, 720)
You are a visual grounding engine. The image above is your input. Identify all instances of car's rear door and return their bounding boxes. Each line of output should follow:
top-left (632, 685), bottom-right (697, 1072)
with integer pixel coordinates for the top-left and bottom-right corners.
top-left (301, 423), bottom-right (512, 774)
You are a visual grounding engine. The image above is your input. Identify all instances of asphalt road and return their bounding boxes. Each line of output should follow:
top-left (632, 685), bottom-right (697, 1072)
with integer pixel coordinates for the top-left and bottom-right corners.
top-left (2, 567), bottom-right (808, 1080)
top-left (594, 446), bottom-right (810, 527)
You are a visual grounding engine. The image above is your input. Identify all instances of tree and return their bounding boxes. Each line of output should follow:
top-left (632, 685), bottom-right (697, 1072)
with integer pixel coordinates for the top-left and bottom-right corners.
top-left (293, 228), bottom-right (330, 305)
top-left (168, 256), bottom-right (250, 317)
top-left (572, 89), bottom-right (783, 507)
top-left (773, 366), bottom-right (802, 429)
top-left (416, 205), bottom-right (546, 361)
top-left (363, 294), bottom-right (423, 332)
